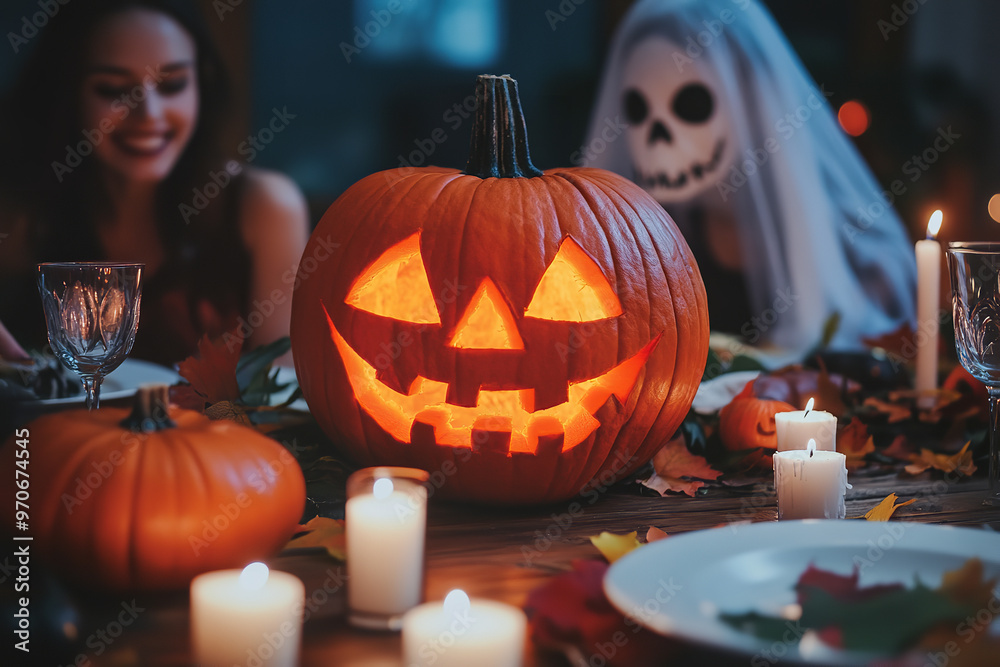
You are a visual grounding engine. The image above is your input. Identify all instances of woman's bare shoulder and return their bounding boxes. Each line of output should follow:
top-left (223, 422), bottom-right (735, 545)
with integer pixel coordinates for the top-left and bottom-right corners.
top-left (235, 165), bottom-right (310, 263)
top-left (238, 166), bottom-right (309, 234)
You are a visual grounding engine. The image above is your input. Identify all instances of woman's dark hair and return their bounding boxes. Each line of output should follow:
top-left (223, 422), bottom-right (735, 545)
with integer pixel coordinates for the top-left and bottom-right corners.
top-left (0, 0), bottom-right (235, 259)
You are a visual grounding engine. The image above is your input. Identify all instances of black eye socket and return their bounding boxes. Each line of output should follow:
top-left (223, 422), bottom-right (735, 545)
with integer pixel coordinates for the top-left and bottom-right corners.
top-left (672, 83), bottom-right (713, 123)
top-left (623, 88), bottom-right (648, 124)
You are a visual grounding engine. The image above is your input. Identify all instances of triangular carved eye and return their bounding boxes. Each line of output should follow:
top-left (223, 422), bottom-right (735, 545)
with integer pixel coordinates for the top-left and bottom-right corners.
top-left (525, 237), bottom-right (622, 322)
top-left (345, 233), bottom-right (441, 324)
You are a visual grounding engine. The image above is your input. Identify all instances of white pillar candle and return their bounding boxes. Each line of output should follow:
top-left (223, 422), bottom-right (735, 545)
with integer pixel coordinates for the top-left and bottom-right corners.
top-left (774, 398), bottom-right (837, 452)
top-left (347, 468), bottom-right (428, 629)
top-left (773, 440), bottom-right (849, 520)
top-left (191, 563), bottom-right (305, 667)
top-left (915, 210), bottom-right (942, 393)
top-left (402, 589), bottom-right (527, 667)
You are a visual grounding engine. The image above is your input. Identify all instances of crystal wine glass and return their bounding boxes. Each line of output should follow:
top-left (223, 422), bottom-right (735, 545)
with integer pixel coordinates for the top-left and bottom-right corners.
top-left (36, 262), bottom-right (143, 410)
top-left (947, 242), bottom-right (1000, 505)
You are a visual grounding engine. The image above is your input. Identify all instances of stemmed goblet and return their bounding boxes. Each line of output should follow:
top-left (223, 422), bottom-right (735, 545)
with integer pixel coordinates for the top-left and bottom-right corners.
top-left (947, 242), bottom-right (1000, 505)
top-left (36, 262), bottom-right (143, 410)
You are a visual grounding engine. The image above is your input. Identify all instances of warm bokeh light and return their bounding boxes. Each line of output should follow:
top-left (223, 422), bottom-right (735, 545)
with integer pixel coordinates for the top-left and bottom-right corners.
top-left (927, 210), bottom-right (943, 238)
top-left (444, 589), bottom-right (471, 617)
top-left (989, 194), bottom-right (1000, 223)
top-left (372, 477), bottom-right (393, 499)
top-left (837, 100), bottom-right (870, 137)
top-left (238, 562), bottom-right (269, 591)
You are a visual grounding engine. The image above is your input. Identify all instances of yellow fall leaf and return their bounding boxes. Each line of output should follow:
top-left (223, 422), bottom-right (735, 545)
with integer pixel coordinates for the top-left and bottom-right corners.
top-left (589, 531), bottom-right (641, 563)
top-left (905, 441), bottom-right (977, 477)
top-left (284, 516), bottom-right (346, 560)
top-left (864, 493), bottom-right (917, 521)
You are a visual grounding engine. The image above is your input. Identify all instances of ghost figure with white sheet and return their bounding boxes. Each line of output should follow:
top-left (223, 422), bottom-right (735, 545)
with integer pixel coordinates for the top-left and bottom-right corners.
top-left (585, 0), bottom-right (916, 357)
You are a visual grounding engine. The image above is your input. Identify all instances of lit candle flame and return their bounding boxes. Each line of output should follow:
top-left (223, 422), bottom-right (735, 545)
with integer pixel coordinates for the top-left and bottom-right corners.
top-left (373, 477), bottom-right (394, 500)
top-left (443, 589), bottom-right (471, 618)
top-left (803, 397), bottom-right (814, 418)
top-left (807, 438), bottom-right (816, 458)
top-left (927, 210), bottom-right (943, 239)
top-left (238, 562), bottom-right (269, 591)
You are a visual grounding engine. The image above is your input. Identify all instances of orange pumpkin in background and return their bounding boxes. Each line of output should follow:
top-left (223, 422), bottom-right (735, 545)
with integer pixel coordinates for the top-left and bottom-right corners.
top-left (719, 380), bottom-right (796, 453)
top-left (291, 75), bottom-right (709, 505)
top-left (1, 386), bottom-right (305, 592)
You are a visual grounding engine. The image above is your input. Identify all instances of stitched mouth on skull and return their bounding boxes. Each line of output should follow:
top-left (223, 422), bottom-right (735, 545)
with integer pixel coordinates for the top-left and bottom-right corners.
top-left (635, 137), bottom-right (726, 190)
top-left (319, 235), bottom-right (662, 457)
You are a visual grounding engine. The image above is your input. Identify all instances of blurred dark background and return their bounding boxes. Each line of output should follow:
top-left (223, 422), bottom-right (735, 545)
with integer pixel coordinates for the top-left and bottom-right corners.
top-left (2, 0), bottom-right (998, 246)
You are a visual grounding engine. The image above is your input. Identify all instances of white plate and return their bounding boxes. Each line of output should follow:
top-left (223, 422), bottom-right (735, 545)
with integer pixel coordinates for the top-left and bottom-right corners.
top-left (604, 521), bottom-right (1000, 664)
top-left (37, 358), bottom-right (179, 405)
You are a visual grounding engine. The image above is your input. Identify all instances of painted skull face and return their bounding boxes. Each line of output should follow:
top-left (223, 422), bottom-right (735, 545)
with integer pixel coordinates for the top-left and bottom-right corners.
top-left (621, 36), bottom-right (735, 203)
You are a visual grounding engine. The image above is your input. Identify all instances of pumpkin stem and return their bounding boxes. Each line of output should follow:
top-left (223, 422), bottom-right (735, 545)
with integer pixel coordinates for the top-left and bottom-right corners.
top-left (465, 74), bottom-right (544, 179)
top-left (120, 385), bottom-right (177, 432)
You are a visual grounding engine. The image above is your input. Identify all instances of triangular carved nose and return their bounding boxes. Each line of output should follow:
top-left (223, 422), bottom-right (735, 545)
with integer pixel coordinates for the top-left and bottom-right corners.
top-left (648, 120), bottom-right (672, 145)
top-left (448, 278), bottom-right (523, 350)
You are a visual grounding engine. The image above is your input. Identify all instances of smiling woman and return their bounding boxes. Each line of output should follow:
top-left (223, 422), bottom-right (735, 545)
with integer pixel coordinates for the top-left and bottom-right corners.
top-left (0, 0), bottom-right (308, 367)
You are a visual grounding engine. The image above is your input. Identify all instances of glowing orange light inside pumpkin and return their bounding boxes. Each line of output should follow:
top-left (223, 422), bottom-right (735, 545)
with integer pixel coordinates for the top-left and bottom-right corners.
top-left (345, 232), bottom-right (440, 324)
top-left (837, 100), bottom-right (870, 137)
top-left (448, 278), bottom-right (523, 350)
top-left (323, 301), bottom-right (658, 454)
top-left (525, 237), bottom-right (622, 321)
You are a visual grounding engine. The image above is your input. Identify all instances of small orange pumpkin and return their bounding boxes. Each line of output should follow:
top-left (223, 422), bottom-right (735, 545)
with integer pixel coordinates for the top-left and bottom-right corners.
top-left (1, 386), bottom-right (305, 592)
top-left (719, 380), bottom-right (796, 452)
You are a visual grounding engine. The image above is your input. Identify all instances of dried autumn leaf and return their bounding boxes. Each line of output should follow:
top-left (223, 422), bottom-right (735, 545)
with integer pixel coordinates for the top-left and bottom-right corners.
top-left (938, 558), bottom-right (997, 610)
top-left (724, 560), bottom-right (980, 655)
top-left (525, 560), bottom-right (678, 667)
top-left (862, 396), bottom-right (912, 424)
top-left (864, 493), bottom-right (917, 521)
top-left (589, 531), bottom-right (641, 563)
top-left (646, 526), bottom-right (669, 543)
top-left (838, 418), bottom-right (874, 470)
top-left (753, 365), bottom-right (859, 413)
top-left (882, 435), bottom-right (916, 461)
top-left (862, 323), bottom-right (917, 362)
top-left (905, 442), bottom-right (977, 477)
top-left (796, 564), bottom-right (904, 605)
top-left (640, 435), bottom-right (722, 497)
top-left (284, 516), bottom-right (346, 560)
top-left (203, 400), bottom-right (252, 425)
top-left (177, 333), bottom-right (242, 404)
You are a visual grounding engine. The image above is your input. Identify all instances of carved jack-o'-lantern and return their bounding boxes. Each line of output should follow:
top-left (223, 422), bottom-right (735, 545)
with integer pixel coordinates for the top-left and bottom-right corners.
top-left (291, 75), bottom-right (709, 504)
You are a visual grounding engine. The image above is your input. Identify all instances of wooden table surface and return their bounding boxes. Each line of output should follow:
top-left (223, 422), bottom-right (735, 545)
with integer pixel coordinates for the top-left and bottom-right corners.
top-left (59, 471), bottom-right (1000, 667)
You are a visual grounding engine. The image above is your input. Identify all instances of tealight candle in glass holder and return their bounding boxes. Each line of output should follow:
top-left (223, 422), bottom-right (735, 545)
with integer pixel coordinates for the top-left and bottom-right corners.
top-left (346, 466), bottom-right (430, 630)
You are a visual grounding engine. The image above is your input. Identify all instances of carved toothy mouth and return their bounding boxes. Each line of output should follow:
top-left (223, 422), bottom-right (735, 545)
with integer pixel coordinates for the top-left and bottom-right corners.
top-left (322, 303), bottom-right (659, 456)
top-left (635, 137), bottom-right (726, 190)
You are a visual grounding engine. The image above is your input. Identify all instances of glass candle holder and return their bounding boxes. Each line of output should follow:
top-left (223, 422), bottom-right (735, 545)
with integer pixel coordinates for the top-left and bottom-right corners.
top-left (346, 466), bottom-right (430, 630)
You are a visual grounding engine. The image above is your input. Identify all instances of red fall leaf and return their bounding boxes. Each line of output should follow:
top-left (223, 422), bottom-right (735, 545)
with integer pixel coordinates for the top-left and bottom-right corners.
top-left (177, 333), bottom-right (242, 404)
top-left (524, 560), bottom-right (677, 667)
top-left (837, 418), bottom-right (874, 469)
top-left (796, 564), bottom-right (905, 606)
top-left (640, 435), bottom-right (722, 497)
